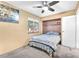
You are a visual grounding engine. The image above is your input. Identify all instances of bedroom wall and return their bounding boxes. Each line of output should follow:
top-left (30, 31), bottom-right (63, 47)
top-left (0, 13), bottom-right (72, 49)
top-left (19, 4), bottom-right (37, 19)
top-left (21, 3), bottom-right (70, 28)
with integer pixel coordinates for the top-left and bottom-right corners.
top-left (0, 2), bottom-right (41, 55)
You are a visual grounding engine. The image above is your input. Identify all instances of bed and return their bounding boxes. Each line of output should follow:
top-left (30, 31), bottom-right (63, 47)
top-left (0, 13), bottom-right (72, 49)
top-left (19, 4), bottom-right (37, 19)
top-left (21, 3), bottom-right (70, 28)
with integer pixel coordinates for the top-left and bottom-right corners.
top-left (29, 32), bottom-right (60, 57)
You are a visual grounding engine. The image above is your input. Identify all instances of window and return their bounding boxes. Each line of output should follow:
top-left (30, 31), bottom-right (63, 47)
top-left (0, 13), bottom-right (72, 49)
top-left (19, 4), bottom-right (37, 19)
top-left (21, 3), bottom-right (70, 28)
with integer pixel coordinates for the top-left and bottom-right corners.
top-left (28, 17), bottom-right (39, 33)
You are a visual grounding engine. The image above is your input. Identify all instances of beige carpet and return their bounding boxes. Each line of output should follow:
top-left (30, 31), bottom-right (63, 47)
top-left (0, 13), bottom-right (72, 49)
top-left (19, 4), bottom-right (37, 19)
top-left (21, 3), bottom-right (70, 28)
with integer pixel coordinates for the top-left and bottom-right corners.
top-left (54, 45), bottom-right (79, 58)
top-left (1, 45), bottom-right (79, 58)
top-left (0, 46), bottom-right (51, 58)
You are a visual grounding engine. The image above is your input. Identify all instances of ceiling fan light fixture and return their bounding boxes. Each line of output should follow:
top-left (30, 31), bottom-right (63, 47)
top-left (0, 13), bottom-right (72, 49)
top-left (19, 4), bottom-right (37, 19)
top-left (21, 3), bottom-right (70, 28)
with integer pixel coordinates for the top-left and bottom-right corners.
top-left (42, 7), bottom-right (48, 11)
top-left (43, 1), bottom-right (47, 6)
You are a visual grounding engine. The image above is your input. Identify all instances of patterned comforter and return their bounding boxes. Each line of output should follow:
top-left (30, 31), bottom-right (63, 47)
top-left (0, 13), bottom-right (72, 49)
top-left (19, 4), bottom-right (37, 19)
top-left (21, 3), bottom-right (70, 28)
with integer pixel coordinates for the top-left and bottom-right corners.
top-left (29, 34), bottom-right (60, 56)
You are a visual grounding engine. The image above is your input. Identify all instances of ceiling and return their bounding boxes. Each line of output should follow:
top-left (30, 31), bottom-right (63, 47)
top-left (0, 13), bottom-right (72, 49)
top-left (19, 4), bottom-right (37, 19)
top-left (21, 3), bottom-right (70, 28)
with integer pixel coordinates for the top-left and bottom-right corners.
top-left (6, 1), bottom-right (78, 17)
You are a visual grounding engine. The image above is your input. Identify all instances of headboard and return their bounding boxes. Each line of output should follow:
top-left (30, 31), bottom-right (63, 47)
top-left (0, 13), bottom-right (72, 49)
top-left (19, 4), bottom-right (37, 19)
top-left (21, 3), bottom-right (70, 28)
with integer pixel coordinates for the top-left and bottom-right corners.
top-left (43, 18), bottom-right (61, 34)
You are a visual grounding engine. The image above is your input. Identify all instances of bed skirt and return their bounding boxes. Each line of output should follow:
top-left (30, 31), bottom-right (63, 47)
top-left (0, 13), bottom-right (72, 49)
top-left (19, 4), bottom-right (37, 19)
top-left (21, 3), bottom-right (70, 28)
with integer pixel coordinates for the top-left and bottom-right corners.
top-left (28, 41), bottom-right (55, 57)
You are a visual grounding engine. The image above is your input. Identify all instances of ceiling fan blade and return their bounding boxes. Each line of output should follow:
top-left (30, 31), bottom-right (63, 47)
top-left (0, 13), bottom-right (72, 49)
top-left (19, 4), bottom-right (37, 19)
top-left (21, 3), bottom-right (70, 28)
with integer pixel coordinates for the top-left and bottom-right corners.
top-left (33, 6), bottom-right (42, 8)
top-left (48, 7), bottom-right (55, 12)
top-left (41, 10), bottom-right (44, 13)
top-left (49, 1), bottom-right (59, 6)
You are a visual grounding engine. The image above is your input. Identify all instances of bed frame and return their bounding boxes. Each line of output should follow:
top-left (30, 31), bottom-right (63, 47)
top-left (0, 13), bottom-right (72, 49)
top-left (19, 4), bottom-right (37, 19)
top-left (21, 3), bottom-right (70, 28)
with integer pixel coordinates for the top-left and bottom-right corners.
top-left (29, 41), bottom-right (55, 57)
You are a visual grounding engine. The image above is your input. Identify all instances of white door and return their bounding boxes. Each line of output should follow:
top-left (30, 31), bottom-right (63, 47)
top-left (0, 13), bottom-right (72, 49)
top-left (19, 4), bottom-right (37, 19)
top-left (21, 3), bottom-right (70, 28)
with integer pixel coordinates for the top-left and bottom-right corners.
top-left (62, 15), bottom-right (76, 48)
top-left (77, 8), bottom-right (79, 48)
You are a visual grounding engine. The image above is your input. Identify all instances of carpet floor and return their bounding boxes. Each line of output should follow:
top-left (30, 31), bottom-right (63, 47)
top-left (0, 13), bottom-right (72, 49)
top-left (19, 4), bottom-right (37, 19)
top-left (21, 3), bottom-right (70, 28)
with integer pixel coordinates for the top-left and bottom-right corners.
top-left (0, 46), bottom-right (51, 58)
top-left (1, 45), bottom-right (79, 58)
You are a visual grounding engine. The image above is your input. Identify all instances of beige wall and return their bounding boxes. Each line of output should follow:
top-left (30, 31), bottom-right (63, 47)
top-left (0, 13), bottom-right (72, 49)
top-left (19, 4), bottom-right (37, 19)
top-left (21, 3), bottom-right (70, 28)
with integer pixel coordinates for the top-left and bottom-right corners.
top-left (0, 2), bottom-right (41, 55)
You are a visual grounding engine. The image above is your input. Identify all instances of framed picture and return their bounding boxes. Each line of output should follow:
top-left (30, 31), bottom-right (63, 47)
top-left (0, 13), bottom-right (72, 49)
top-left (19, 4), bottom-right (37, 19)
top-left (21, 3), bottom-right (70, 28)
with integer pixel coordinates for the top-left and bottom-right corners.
top-left (28, 17), bottom-right (39, 33)
top-left (0, 4), bottom-right (19, 23)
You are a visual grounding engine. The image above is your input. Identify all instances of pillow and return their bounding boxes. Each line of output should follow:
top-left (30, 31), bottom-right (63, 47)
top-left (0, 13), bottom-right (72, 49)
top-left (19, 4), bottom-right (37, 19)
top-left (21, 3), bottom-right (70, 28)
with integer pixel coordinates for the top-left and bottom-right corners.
top-left (46, 32), bottom-right (59, 35)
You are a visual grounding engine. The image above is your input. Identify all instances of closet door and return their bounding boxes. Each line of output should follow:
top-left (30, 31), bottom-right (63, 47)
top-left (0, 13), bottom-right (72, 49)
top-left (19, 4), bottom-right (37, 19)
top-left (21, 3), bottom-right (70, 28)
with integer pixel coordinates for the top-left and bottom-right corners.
top-left (77, 8), bottom-right (79, 48)
top-left (62, 15), bottom-right (76, 48)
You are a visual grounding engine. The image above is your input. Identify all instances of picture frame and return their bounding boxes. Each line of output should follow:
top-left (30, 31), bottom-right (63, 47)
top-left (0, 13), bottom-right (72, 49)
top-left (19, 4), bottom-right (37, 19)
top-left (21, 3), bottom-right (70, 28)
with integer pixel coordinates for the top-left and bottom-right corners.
top-left (0, 4), bottom-right (19, 23)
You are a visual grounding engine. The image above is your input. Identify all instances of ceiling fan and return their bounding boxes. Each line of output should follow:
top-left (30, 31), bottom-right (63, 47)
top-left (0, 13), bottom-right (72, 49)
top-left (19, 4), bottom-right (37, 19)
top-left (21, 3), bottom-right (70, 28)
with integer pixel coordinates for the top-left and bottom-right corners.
top-left (33, 1), bottom-right (59, 13)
